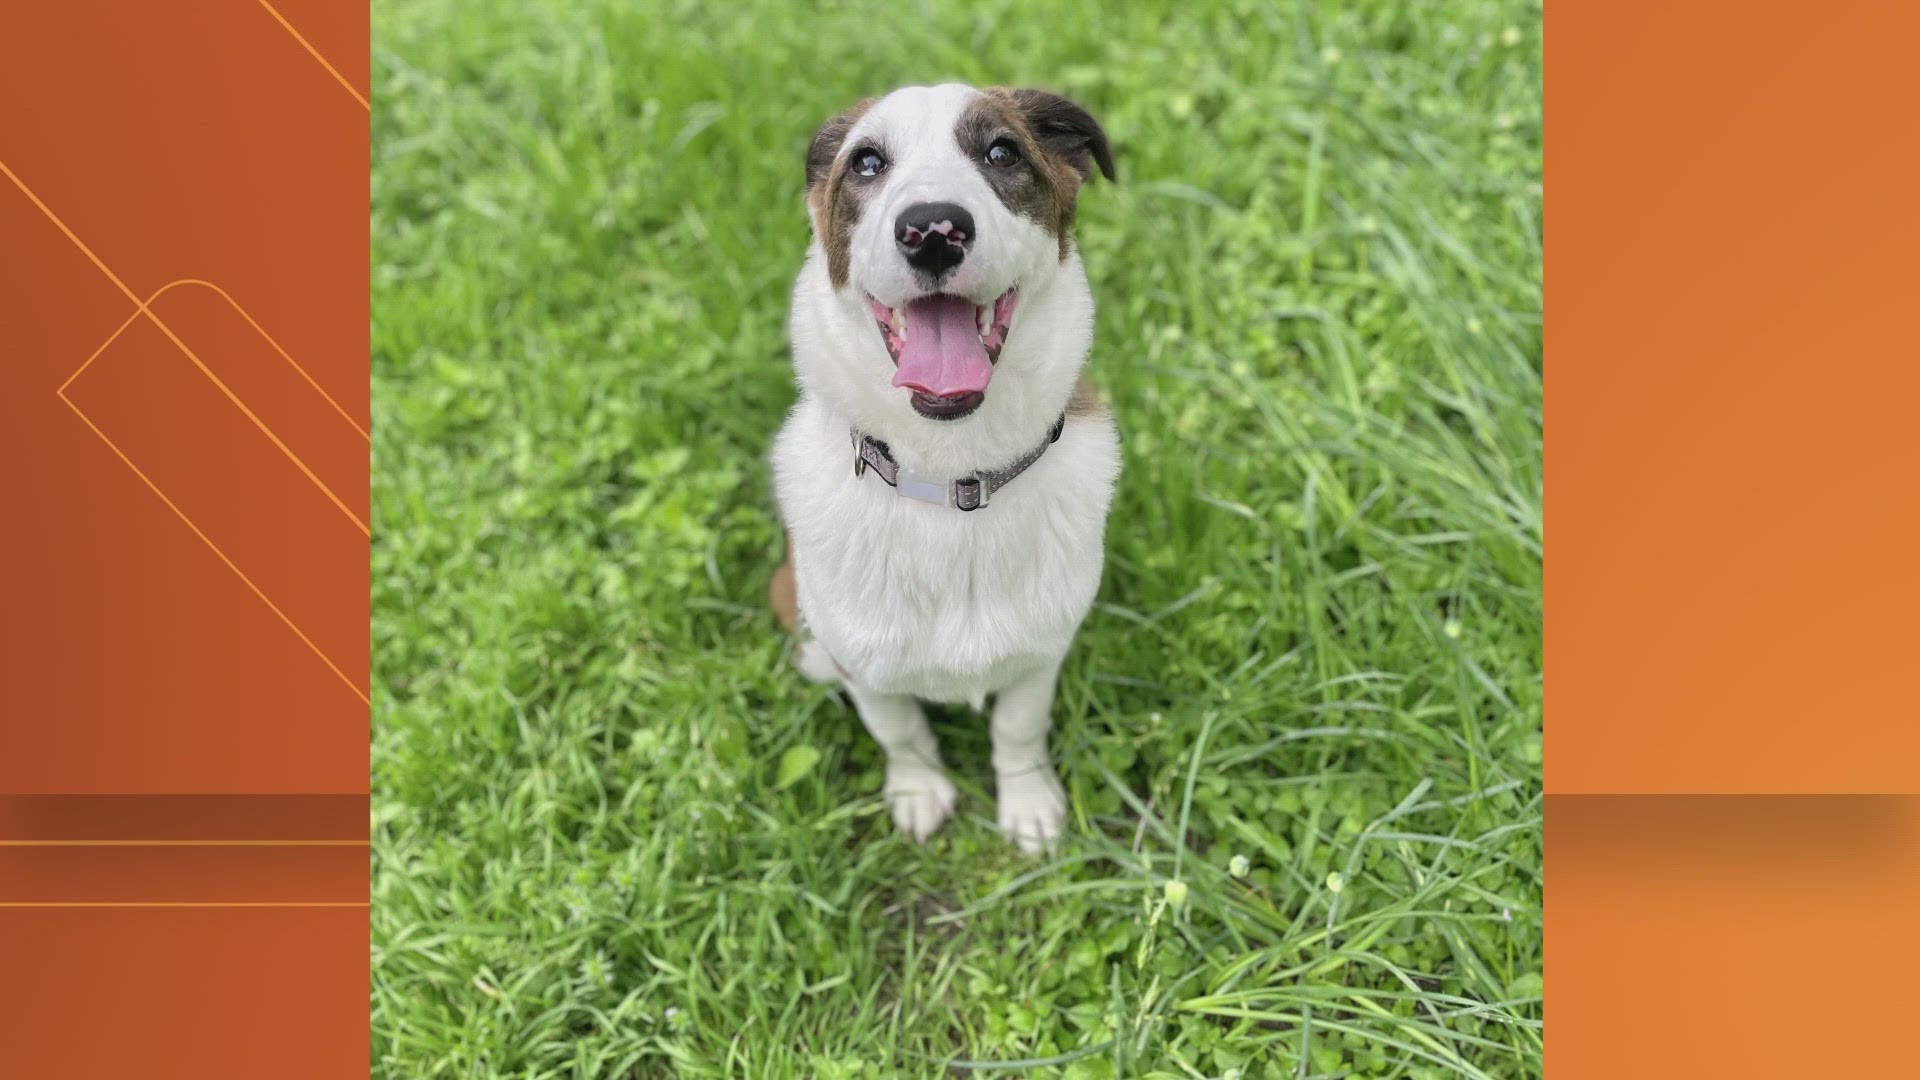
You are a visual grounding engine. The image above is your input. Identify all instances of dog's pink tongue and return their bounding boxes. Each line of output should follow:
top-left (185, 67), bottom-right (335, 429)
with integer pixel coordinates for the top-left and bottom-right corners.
top-left (891, 294), bottom-right (992, 397)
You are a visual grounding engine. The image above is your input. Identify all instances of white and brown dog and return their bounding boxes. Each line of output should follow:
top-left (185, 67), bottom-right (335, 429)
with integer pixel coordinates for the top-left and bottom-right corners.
top-left (770, 84), bottom-right (1119, 853)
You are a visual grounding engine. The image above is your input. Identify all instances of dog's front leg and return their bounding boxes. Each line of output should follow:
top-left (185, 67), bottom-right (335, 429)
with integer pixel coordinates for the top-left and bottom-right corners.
top-left (991, 658), bottom-right (1069, 854)
top-left (845, 683), bottom-right (957, 842)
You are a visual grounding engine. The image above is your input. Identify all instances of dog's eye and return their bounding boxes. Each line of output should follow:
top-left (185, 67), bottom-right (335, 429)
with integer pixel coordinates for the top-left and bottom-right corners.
top-left (853, 149), bottom-right (887, 177)
top-left (985, 139), bottom-right (1021, 168)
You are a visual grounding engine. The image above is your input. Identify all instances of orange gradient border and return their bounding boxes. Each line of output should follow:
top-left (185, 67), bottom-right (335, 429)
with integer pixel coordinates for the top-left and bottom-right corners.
top-left (5, 0), bottom-right (1917, 1074)
top-left (1550, 1), bottom-right (1920, 1076)
top-left (0, 2), bottom-right (367, 1075)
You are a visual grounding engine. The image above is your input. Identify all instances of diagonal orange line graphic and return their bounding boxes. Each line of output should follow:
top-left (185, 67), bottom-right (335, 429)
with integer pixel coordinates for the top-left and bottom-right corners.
top-left (53, 393), bottom-right (371, 704)
top-left (58, 303), bottom-right (148, 398)
top-left (3, 158), bottom-right (369, 705)
top-left (0, 158), bottom-right (144, 305)
top-left (179, 279), bottom-right (371, 442)
top-left (6, 162), bottom-right (366, 449)
top-left (61, 281), bottom-right (369, 442)
top-left (255, 0), bottom-right (366, 110)
top-left (65, 296), bottom-right (368, 535)
top-left (127, 303), bottom-right (370, 535)
top-left (256, 0), bottom-right (370, 111)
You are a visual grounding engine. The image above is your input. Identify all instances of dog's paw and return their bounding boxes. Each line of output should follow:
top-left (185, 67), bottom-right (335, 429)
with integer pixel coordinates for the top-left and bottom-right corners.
top-left (884, 766), bottom-right (958, 843)
top-left (997, 766), bottom-right (1067, 855)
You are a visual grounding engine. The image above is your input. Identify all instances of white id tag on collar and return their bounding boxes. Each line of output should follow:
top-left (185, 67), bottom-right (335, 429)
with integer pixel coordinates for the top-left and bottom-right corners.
top-left (895, 473), bottom-right (948, 506)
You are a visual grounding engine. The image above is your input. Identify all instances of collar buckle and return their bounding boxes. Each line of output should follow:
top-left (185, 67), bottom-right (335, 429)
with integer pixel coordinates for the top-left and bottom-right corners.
top-left (954, 475), bottom-right (987, 511)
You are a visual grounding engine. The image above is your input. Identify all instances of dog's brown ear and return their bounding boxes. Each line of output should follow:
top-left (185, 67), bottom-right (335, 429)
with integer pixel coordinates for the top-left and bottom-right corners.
top-left (1003, 88), bottom-right (1115, 184)
top-left (805, 100), bottom-right (872, 190)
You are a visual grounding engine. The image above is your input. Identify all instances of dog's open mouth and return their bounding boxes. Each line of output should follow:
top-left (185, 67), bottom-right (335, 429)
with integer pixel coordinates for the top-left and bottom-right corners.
top-left (868, 287), bottom-right (1019, 420)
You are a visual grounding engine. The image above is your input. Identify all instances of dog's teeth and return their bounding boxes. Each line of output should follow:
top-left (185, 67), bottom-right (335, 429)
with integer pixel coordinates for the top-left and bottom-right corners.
top-left (893, 306), bottom-right (907, 337)
top-left (976, 305), bottom-right (989, 339)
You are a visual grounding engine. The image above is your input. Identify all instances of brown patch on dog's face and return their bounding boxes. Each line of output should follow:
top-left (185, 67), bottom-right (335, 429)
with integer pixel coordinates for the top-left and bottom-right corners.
top-left (960, 88), bottom-right (1115, 260)
top-left (805, 98), bottom-right (878, 289)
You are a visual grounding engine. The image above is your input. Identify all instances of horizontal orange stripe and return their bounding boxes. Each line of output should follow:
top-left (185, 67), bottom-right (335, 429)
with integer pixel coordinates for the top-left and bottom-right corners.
top-left (0, 902), bottom-right (368, 908)
top-left (0, 795), bottom-right (367, 841)
top-left (0, 840), bottom-right (366, 847)
top-left (0, 843), bottom-right (366, 904)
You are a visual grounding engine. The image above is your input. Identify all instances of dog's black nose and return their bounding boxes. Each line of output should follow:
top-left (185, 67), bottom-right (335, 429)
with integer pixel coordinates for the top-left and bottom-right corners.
top-left (895, 202), bottom-right (974, 276)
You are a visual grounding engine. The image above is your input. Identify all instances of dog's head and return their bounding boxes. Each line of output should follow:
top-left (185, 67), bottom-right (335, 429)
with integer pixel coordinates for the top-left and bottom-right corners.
top-left (800, 84), bottom-right (1113, 424)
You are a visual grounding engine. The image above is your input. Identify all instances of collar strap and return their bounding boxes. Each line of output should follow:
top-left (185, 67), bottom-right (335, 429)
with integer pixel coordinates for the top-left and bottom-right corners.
top-left (852, 415), bottom-right (1065, 511)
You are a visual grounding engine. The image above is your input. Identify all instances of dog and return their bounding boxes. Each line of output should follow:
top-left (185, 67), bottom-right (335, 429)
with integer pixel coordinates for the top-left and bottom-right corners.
top-left (770, 84), bottom-right (1120, 854)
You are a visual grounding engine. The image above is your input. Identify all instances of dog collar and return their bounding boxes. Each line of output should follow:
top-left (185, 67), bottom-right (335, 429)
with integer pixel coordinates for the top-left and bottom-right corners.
top-left (851, 415), bottom-right (1065, 511)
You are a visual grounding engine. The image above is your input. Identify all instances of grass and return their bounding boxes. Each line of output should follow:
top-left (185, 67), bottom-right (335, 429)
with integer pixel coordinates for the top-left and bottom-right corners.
top-left (370, 1), bottom-right (1543, 1076)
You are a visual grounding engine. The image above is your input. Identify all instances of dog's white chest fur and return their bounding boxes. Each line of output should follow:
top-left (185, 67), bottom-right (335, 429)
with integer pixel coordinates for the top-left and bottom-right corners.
top-left (774, 396), bottom-right (1119, 704)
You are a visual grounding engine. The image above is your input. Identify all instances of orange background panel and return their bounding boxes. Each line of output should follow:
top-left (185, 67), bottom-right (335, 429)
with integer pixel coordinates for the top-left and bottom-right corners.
top-left (0, 2), bottom-right (368, 1072)
top-left (1549, 1), bottom-right (1920, 791)
top-left (0, 1), bottom-right (368, 794)
top-left (0, 907), bottom-right (367, 1078)
top-left (1550, 796), bottom-right (1920, 1076)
